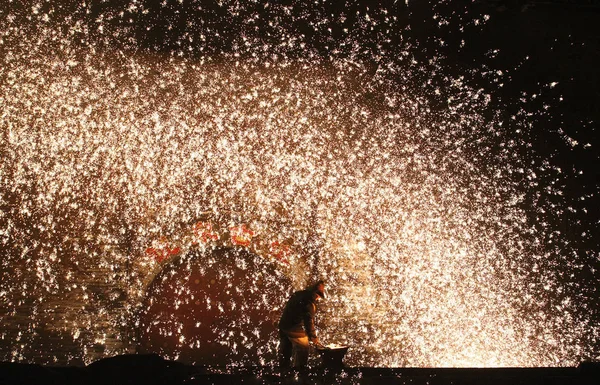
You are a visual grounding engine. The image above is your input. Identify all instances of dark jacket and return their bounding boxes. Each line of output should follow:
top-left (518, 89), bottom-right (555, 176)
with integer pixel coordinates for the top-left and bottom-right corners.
top-left (278, 289), bottom-right (318, 339)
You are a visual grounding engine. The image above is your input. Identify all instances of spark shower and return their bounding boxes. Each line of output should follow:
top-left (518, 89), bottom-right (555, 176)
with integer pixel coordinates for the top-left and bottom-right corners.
top-left (1, 0), bottom-right (598, 368)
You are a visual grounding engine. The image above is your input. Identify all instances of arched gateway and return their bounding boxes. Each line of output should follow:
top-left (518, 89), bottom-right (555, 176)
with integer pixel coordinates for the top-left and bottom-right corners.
top-left (137, 247), bottom-right (292, 366)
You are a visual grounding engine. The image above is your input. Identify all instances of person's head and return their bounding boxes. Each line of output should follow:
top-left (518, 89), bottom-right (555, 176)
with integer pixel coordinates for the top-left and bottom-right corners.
top-left (308, 280), bottom-right (325, 301)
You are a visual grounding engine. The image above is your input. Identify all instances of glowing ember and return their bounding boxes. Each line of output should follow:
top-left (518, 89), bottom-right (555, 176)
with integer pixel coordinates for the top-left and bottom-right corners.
top-left (0, 0), bottom-right (597, 368)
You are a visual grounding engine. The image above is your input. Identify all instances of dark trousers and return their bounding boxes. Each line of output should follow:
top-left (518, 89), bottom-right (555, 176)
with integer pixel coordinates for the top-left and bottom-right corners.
top-left (278, 330), bottom-right (310, 368)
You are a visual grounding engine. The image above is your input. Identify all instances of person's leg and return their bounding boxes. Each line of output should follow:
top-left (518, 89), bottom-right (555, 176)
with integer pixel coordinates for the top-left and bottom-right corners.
top-left (288, 336), bottom-right (310, 368)
top-left (278, 330), bottom-right (293, 368)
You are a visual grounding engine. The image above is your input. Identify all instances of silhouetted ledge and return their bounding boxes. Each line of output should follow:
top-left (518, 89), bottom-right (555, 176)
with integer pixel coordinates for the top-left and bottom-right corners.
top-left (1, 355), bottom-right (599, 385)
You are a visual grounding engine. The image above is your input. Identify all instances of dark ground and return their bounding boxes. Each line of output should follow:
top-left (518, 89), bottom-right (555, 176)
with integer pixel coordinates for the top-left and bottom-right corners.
top-left (1, 354), bottom-right (600, 385)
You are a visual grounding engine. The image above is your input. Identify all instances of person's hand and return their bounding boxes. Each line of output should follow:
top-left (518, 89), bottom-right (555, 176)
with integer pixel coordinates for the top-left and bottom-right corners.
top-left (311, 337), bottom-right (326, 350)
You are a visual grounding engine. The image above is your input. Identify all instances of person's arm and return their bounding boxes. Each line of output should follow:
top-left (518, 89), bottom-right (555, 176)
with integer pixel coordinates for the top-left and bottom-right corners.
top-left (303, 302), bottom-right (320, 345)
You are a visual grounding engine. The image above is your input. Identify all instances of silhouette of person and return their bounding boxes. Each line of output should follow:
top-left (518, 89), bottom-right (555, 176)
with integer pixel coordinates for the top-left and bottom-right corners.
top-left (278, 280), bottom-right (326, 368)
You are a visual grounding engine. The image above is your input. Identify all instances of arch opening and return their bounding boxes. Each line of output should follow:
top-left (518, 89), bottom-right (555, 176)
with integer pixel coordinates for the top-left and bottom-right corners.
top-left (137, 247), bottom-right (292, 366)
